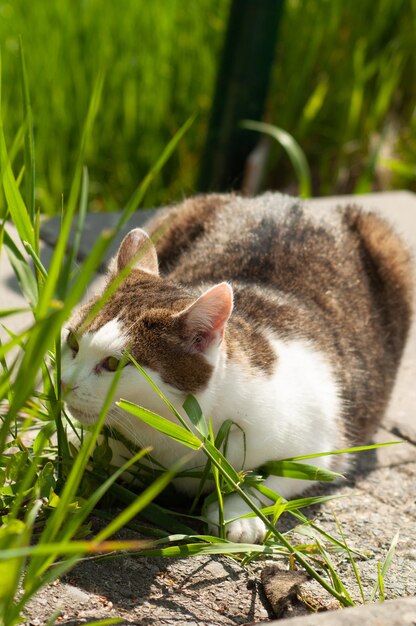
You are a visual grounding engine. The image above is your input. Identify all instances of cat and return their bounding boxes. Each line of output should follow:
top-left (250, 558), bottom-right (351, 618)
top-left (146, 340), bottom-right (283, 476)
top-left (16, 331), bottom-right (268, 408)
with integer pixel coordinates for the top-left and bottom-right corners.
top-left (61, 192), bottom-right (413, 543)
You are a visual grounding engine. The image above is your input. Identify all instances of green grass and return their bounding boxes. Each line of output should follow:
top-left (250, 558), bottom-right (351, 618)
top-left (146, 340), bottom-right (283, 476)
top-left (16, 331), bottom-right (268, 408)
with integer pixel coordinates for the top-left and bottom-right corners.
top-left (0, 0), bottom-right (229, 215)
top-left (0, 0), bottom-right (415, 217)
top-left (0, 40), bottom-right (404, 626)
top-left (267, 0), bottom-right (416, 195)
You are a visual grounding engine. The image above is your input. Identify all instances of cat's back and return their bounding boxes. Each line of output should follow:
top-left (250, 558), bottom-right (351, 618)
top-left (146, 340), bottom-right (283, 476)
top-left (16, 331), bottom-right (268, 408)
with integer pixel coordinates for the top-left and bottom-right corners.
top-left (147, 192), bottom-right (411, 310)
top-left (146, 192), bottom-right (412, 442)
top-left (147, 192), bottom-right (345, 283)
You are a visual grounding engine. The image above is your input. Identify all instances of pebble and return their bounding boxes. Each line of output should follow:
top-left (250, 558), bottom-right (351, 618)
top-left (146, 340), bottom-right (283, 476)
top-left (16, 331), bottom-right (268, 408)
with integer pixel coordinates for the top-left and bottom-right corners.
top-left (62, 583), bottom-right (90, 604)
top-left (404, 548), bottom-right (416, 560)
top-left (204, 560), bottom-right (227, 577)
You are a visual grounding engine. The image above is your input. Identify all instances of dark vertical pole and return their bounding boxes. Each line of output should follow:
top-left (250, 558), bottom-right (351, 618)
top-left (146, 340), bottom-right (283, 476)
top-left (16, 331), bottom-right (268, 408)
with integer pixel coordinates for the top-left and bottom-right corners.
top-left (198, 0), bottom-right (284, 192)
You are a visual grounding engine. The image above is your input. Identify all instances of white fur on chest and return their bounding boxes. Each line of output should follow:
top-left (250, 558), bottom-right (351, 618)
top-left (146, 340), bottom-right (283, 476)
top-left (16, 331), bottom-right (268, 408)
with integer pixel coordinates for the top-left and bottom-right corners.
top-left (198, 337), bottom-right (342, 474)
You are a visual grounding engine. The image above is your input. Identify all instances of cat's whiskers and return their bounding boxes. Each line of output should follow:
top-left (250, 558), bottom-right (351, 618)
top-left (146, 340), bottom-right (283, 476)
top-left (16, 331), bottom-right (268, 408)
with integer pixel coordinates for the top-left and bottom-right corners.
top-left (108, 407), bottom-right (144, 448)
top-left (109, 407), bottom-right (167, 473)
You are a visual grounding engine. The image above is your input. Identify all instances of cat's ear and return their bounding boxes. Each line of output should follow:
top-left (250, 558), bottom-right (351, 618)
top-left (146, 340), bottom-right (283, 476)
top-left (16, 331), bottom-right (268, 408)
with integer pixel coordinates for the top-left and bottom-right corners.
top-left (115, 228), bottom-right (159, 275)
top-left (179, 282), bottom-right (233, 353)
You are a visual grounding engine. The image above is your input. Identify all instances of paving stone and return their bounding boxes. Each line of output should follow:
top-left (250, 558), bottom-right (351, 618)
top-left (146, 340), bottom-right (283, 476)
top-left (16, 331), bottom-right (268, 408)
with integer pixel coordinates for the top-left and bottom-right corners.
top-left (61, 584), bottom-right (91, 605)
top-left (39, 208), bottom-right (157, 267)
top-left (298, 462), bottom-right (416, 601)
top-left (258, 595), bottom-right (416, 626)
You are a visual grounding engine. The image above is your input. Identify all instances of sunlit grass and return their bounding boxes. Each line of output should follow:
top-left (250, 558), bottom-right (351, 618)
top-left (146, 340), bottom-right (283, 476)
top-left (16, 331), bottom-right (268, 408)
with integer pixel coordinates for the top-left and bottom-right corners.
top-left (267, 0), bottom-right (416, 195)
top-left (0, 0), bottom-right (415, 215)
top-left (0, 0), bottom-right (228, 214)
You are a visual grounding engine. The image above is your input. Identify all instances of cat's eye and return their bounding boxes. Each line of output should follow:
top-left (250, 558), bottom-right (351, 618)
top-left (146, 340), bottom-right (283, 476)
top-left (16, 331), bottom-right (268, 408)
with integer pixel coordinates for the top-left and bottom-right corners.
top-left (66, 331), bottom-right (79, 354)
top-left (102, 356), bottom-right (121, 372)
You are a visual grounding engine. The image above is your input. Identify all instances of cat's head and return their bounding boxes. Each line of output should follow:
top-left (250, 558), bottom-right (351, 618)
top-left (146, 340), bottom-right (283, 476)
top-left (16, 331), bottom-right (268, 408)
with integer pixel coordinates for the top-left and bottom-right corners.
top-left (61, 228), bottom-right (233, 427)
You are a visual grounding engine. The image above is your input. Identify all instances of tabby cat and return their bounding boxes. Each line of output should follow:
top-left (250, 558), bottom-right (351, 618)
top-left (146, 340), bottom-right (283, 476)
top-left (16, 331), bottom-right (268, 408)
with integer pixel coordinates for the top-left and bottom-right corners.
top-left (62, 193), bottom-right (412, 542)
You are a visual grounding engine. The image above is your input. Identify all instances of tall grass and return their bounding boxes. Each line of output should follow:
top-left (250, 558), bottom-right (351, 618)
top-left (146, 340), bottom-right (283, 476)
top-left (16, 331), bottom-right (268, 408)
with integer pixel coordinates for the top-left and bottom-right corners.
top-left (0, 0), bottom-right (228, 214)
top-left (267, 0), bottom-right (416, 195)
top-left (0, 47), bottom-right (194, 624)
top-left (0, 0), bottom-right (415, 216)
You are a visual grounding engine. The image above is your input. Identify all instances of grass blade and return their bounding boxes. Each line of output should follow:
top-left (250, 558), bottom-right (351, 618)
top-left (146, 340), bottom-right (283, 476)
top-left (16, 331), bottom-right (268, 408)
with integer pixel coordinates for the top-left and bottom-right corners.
top-left (0, 120), bottom-right (35, 249)
top-left (19, 38), bottom-right (36, 226)
top-left (22, 240), bottom-right (48, 280)
top-left (333, 512), bottom-right (366, 604)
top-left (0, 307), bottom-right (29, 318)
top-left (183, 394), bottom-right (209, 437)
top-left (58, 166), bottom-right (89, 298)
top-left (117, 399), bottom-right (202, 450)
top-left (241, 119), bottom-right (312, 197)
top-left (127, 355), bottom-right (191, 430)
top-left (35, 77), bottom-right (104, 318)
top-left (56, 448), bottom-right (152, 545)
top-left (94, 460), bottom-right (185, 543)
top-left (2, 229), bottom-right (38, 308)
top-left (239, 493), bottom-right (346, 519)
top-left (369, 532), bottom-right (399, 602)
top-left (118, 114), bottom-right (196, 228)
top-left (280, 441), bottom-right (402, 462)
top-left (136, 542), bottom-right (276, 558)
top-left (0, 539), bottom-right (151, 561)
top-left (260, 459), bottom-right (343, 482)
top-left (25, 354), bottom-right (127, 583)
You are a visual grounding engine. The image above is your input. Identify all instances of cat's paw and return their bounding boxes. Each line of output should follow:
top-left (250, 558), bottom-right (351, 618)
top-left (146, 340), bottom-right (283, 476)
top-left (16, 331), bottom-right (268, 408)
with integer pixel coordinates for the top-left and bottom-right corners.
top-left (224, 516), bottom-right (267, 544)
top-left (206, 494), bottom-right (267, 544)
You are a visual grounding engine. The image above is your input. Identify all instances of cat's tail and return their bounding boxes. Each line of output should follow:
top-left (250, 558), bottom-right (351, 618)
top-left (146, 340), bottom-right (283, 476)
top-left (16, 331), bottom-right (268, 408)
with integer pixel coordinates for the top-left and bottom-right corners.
top-left (346, 207), bottom-right (413, 358)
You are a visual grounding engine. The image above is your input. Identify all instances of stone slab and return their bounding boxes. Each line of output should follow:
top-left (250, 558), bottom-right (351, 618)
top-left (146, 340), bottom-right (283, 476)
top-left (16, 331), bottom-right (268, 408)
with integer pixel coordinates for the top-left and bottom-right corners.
top-left (265, 459), bottom-right (416, 610)
top-left (21, 457), bottom-right (416, 624)
top-left (24, 549), bottom-right (272, 625)
top-left (258, 596), bottom-right (416, 626)
top-left (39, 208), bottom-right (157, 267)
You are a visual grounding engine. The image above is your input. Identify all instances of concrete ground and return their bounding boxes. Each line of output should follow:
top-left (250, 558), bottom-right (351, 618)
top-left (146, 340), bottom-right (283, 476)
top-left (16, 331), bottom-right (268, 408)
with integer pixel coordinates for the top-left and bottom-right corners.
top-left (0, 191), bottom-right (415, 625)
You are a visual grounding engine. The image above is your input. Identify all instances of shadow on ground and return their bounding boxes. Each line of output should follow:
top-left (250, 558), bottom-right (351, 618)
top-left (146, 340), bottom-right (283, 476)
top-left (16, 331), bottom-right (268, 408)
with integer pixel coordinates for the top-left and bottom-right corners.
top-left (52, 444), bottom-right (386, 625)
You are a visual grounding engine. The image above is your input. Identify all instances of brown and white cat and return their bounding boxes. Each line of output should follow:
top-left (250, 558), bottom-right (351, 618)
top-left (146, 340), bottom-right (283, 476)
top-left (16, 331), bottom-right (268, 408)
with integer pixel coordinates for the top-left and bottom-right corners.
top-left (61, 193), bottom-right (412, 543)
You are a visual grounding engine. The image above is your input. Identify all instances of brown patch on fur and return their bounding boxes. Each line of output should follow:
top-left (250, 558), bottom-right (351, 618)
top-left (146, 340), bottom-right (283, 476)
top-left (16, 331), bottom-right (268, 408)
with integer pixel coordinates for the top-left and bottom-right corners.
top-left (72, 271), bottom-right (213, 394)
top-left (128, 306), bottom-right (214, 394)
top-left (148, 194), bottom-right (412, 443)
top-left (68, 298), bottom-right (99, 331)
top-left (226, 315), bottom-right (276, 374)
top-left (339, 207), bottom-right (413, 440)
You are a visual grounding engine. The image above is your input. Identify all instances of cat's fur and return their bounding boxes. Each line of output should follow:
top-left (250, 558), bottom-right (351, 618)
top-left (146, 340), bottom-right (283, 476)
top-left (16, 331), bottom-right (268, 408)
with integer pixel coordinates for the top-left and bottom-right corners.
top-left (62, 193), bottom-right (412, 543)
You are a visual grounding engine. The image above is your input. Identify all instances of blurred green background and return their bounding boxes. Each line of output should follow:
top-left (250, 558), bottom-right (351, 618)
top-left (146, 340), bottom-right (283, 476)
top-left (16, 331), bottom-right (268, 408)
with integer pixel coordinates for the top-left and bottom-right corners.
top-left (0, 0), bottom-right (415, 215)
